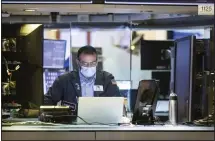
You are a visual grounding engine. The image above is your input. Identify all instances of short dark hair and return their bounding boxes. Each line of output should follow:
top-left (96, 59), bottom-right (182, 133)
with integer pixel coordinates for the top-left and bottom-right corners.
top-left (77, 45), bottom-right (97, 60)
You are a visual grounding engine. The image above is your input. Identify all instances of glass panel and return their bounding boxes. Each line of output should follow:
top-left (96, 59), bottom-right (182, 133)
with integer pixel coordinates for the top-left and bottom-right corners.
top-left (69, 23), bottom-right (131, 81)
top-left (69, 23), bottom-right (132, 112)
top-left (43, 24), bottom-right (71, 97)
top-left (130, 29), bottom-right (169, 101)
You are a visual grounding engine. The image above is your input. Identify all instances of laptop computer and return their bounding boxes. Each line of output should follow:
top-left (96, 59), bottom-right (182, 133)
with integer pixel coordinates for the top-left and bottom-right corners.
top-left (77, 97), bottom-right (124, 124)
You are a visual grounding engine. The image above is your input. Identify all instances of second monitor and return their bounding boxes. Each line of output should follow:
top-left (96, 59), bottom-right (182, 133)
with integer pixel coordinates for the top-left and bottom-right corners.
top-left (141, 40), bottom-right (174, 70)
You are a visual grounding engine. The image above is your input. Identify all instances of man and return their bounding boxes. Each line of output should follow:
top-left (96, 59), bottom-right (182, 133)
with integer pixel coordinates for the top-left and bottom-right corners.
top-left (44, 45), bottom-right (121, 112)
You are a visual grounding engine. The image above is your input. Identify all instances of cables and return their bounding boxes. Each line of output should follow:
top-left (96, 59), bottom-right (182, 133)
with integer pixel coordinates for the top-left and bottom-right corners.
top-left (2, 56), bottom-right (20, 95)
top-left (46, 114), bottom-right (131, 126)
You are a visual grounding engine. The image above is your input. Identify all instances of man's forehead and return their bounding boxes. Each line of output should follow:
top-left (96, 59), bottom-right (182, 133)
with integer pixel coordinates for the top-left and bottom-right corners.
top-left (79, 54), bottom-right (96, 62)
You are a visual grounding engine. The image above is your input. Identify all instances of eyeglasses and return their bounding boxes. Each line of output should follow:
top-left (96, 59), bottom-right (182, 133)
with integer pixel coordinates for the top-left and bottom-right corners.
top-left (78, 60), bottom-right (97, 67)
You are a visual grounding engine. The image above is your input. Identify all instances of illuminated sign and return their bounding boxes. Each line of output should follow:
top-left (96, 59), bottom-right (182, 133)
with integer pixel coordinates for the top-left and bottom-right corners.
top-left (105, 0), bottom-right (214, 5)
top-left (2, 0), bottom-right (92, 4)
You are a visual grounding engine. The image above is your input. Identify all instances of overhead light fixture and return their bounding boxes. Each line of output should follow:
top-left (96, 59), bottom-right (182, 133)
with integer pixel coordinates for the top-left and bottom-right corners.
top-left (24, 9), bottom-right (37, 12)
top-left (131, 45), bottom-right (135, 50)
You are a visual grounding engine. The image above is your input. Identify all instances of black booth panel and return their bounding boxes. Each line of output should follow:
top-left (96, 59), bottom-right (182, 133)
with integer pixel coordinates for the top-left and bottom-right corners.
top-left (2, 24), bottom-right (44, 108)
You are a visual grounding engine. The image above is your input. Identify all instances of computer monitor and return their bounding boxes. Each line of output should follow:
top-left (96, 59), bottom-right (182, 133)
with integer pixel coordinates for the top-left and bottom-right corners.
top-left (116, 80), bottom-right (131, 97)
top-left (116, 80), bottom-right (131, 112)
top-left (174, 35), bottom-right (196, 122)
top-left (43, 39), bottom-right (66, 69)
top-left (155, 100), bottom-right (169, 116)
top-left (140, 40), bottom-right (174, 70)
top-left (43, 69), bottom-right (65, 94)
top-left (105, 0), bottom-right (214, 4)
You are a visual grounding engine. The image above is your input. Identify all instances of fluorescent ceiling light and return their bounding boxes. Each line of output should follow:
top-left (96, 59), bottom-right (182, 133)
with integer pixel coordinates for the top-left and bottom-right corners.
top-left (24, 9), bottom-right (37, 12)
top-left (2, 1), bottom-right (92, 4)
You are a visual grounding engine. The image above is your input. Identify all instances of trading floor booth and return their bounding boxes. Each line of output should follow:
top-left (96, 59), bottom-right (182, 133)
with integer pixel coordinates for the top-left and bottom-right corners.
top-left (1, 1), bottom-right (214, 141)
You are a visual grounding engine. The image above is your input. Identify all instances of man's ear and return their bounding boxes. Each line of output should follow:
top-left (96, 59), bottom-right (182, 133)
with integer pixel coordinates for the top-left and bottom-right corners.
top-left (76, 59), bottom-right (81, 70)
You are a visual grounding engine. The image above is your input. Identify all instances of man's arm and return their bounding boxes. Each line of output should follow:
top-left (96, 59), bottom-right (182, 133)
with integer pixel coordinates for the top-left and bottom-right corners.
top-left (44, 76), bottom-right (64, 105)
top-left (105, 73), bottom-right (122, 97)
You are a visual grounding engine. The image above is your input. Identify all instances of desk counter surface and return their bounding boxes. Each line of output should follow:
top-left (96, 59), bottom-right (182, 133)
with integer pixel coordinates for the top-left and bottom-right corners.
top-left (2, 118), bottom-right (214, 140)
top-left (2, 124), bottom-right (214, 131)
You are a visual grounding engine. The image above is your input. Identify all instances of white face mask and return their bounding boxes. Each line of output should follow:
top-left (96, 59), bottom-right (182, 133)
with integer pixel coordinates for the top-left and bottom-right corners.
top-left (80, 66), bottom-right (96, 78)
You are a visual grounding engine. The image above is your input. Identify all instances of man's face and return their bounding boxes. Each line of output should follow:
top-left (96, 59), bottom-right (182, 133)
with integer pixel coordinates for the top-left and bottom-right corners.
top-left (78, 53), bottom-right (97, 68)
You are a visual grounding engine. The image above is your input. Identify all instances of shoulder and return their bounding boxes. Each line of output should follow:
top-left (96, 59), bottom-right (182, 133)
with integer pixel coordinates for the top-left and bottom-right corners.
top-left (57, 70), bottom-right (78, 81)
top-left (97, 70), bottom-right (115, 79)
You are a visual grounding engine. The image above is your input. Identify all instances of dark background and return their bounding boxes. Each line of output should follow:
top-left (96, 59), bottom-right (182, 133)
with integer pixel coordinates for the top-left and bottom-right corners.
top-left (2, 24), bottom-right (44, 108)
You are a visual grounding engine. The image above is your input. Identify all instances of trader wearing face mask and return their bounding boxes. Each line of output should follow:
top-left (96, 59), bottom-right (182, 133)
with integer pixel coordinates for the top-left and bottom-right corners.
top-left (44, 46), bottom-right (121, 112)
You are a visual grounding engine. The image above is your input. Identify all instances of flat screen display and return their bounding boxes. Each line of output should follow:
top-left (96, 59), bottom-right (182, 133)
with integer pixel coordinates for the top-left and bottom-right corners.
top-left (2, 0), bottom-right (92, 3)
top-left (105, 0), bottom-right (213, 4)
top-left (140, 40), bottom-right (174, 70)
top-left (43, 69), bottom-right (65, 94)
top-left (174, 36), bottom-right (193, 122)
top-left (173, 29), bottom-right (208, 40)
top-left (43, 39), bottom-right (66, 69)
top-left (116, 80), bottom-right (131, 97)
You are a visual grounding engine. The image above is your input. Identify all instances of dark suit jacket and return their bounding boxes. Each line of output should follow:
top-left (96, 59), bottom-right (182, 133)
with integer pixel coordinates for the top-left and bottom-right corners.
top-left (44, 70), bottom-right (121, 113)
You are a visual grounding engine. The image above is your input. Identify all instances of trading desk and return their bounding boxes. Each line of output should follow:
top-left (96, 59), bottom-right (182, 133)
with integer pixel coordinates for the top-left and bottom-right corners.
top-left (2, 119), bottom-right (214, 140)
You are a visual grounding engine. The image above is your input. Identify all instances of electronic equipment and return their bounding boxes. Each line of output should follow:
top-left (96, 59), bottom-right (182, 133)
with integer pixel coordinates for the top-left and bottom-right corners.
top-left (2, 0), bottom-right (93, 4)
top-left (77, 97), bottom-right (124, 124)
top-left (116, 80), bottom-right (131, 97)
top-left (174, 36), bottom-right (195, 123)
top-left (155, 100), bottom-right (169, 116)
top-left (132, 80), bottom-right (159, 125)
top-left (173, 29), bottom-right (208, 40)
top-left (43, 69), bottom-right (65, 94)
top-left (173, 35), bottom-right (211, 122)
top-left (104, 0), bottom-right (214, 4)
top-left (43, 39), bottom-right (66, 69)
top-left (128, 89), bottom-right (138, 112)
top-left (39, 106), bottom-right (74, 123)
top-left (140, 40), bottom-right (174, 70)
top-left (152, 71), bottom-right (171, 97)
top-left (154, 100), bottom-right (169, 122)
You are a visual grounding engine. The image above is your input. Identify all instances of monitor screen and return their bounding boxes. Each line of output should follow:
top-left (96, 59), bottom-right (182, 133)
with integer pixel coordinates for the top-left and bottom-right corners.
top-left (2, 0), bottom-right (92, 3)
top-left (173, 29), bottom-right (209, 40)
top-left (174, 36), bottom-right (194, 122)
top-left (116, 80), bottom-right (131, 97)
top-left (155, 100), bottom-right (169, 112)
top-left (43, 39), bottom-right (66, 69)
top-left (141, 40), bottom-right (174, 70)
top-left (43, 69), bottom-right (65, 94)
top-left (116, 80), bottom-right (131, 90)
top-left (105, 0), bottom-right (213, 4)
